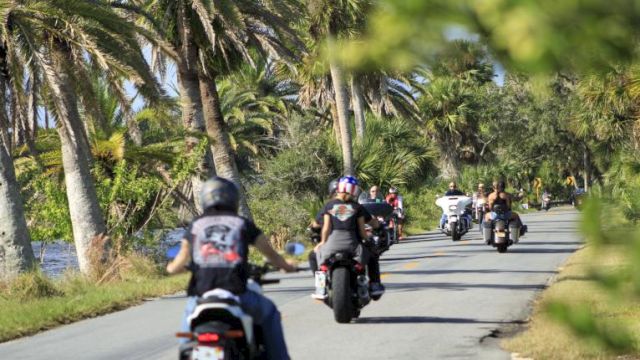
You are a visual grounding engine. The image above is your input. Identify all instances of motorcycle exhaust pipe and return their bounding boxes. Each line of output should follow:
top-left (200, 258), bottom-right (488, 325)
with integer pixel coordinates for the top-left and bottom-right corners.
top-left (510, 225), bottom-right (520, 243)
top-left (482, 221), bottom-right (493, 244)
top-left (357, 275), bottom-right (370, 303)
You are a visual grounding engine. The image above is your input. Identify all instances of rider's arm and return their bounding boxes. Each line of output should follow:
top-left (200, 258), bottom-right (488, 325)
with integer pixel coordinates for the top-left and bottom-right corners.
top-left (357, 216), bottom-right (368, 241)
top-left (320, 214), bottom-right (331, 245)
top-left (368, 217), bottom-right (380, 229)
top-left (487, 193), bottom-right (495, 209)
top-left (166, 239), bottom-right (191, 274)
top-left (254, 234), bottom-right (296, 272)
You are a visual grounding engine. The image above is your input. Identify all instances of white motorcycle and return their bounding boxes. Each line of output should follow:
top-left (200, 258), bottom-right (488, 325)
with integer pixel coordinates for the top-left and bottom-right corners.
top-left (436, 196), bottom-right (473, 241)
top-left (472, 193), bottom-right (486, 224)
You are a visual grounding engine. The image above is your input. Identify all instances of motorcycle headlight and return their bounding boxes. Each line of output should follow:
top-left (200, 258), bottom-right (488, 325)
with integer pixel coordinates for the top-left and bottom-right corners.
top-left (449, 205), bottom-right (457, 211)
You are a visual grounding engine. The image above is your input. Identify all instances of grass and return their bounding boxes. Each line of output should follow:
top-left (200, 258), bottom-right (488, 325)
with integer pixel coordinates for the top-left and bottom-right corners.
top-left (503, 245), bottom-right (640, 360)
top-left (0, 257), bottom-right (188, 343)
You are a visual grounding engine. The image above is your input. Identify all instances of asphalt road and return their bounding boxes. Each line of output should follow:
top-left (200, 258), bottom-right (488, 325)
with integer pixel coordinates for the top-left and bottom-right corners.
top-left (0, 207), bottom-right (582, 360)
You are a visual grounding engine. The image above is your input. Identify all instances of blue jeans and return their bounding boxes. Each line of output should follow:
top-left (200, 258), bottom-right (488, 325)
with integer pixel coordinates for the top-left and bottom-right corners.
top-left (181, 290), bottom-right (290, 360)
top-left (490, 211), bottom-right (512, 222)
top-left (439, 213), bottom-right (447, 228)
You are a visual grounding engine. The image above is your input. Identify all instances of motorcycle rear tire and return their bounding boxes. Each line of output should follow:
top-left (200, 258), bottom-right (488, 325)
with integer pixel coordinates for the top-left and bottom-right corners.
top-left (332, 267), bottom-right (354, 324)
top-left (497, 243), bottom-right (508, 253)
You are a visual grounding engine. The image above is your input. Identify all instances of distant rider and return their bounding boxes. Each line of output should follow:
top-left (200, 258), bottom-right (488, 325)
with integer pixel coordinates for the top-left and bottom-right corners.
top-left (440, 181), bottom-right (466, 229)
top-left (166, 177), bottom-right (296, 360)
top-left (483, 180), bottom-right (527, 243)
top-left (314, 176), bottom-right (385, 298)
top-left (385, 186), bottom-right (405, 240)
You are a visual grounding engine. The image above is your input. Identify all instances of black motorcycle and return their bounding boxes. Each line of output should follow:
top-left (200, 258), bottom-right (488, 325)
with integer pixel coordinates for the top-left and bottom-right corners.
top-left (316, 252), bottom-right (371, 323)
top-left (360, 202), bottom-right (396, 253)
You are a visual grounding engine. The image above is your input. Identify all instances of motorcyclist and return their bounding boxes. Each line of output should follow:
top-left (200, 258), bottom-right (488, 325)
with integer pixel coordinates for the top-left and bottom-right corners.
top-left (483, 180), bottom-right (527, 243)
top-left (309, 180), bottom-right (382, 293)
top-left (542, 189), bottom-right (552, 210)
top-left (166, 177), bottom-right (296, 360)
top-left (385, 186), bottom-right (405, 240)
top-left (473, 183), bottom-right (487, 231)
top-left (440, 181), bottom-right (466, 229)
top-left (314, 176), bottom-right (385, 298)
top-left (308, 179), bottom-right (339, 273)
top-left (359, 185), bottom-right (384, 203)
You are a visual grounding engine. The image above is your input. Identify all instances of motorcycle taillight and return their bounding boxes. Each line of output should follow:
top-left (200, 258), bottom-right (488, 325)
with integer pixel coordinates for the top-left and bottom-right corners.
top-left (354, 262), bottom-right (365, 273)
top-left (197, 333), bottom-right (220, 343)
top-left (320, 264), bottom-right (328, 272)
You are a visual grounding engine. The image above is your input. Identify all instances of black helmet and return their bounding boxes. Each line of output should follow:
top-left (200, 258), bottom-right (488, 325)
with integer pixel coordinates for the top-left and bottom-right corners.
top-left (497, 180), bottom-right (506, 192)
top-left (328, 178), bottom-right (339, 196)
top-left (200, 177), bottom-right (240, 212)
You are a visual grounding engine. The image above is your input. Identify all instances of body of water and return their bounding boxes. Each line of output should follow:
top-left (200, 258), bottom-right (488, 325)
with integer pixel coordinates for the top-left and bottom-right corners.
top-left (33, 228), bottom-right (187, 278)
top-left (32, 241), bottom-right (79, 277)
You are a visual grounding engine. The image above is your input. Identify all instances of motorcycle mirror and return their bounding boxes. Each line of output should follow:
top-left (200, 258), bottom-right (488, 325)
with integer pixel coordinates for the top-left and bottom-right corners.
top-left (284, 241), bottom-right (306, 256)
top-left (166, 243), bottom-right (181, 260)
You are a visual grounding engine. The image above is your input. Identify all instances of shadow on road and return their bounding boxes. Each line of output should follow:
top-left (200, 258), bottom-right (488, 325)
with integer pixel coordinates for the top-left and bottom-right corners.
top-left (386, 281), bottom-right (547, 292)
top-left (355, 316), bottom-right (526, 325)
top-left (385, 269), bottom-right (557, 276)
top-left (379, 254), bottom-right (464, 262)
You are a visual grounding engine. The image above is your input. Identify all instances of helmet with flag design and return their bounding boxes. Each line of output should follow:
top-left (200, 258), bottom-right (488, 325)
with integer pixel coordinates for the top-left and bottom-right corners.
top-left (337, 175), bottom-right (359, 196)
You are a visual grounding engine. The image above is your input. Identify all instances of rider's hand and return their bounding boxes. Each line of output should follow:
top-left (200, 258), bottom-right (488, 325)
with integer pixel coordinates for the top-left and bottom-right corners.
top-left (282, 259), bottom-right (297, 273)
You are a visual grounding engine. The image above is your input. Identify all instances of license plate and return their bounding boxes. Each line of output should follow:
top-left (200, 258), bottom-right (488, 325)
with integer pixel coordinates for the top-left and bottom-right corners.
top-left (495, 231), bottom-right (505, 237)
top-left (193, 346), bottom-right (224, 360)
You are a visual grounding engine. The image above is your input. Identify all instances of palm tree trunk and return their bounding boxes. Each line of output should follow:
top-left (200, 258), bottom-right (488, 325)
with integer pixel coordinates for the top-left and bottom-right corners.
top-left (177, 5), bottom-right (215, 213)
top-left (11, 93), bottom-right (27, 148)
top-left (583, 143), bottom-right (590, 192)
top-left (0, 133), bottom-right (36, 279)
top-left (27, 73), bottom-right (38, 142)
top-left (0, 83), bottom-right (11, 154)
top-left (126, 114), bottom-right (143, 146)
top-left (42, 45), bottom-right (107, 275)
top-left (439, 144), bottom-right (460, 180)
top-left (329, 55), bottom-right (354, 175)
top-left (44, 110), bottom-right (50, 130)
top-left (350, 76), bottom-right (366, 141)
top-left (198, 72), bottom-right (252, 219)
top-left (329, 102), bottom-right (342, 145)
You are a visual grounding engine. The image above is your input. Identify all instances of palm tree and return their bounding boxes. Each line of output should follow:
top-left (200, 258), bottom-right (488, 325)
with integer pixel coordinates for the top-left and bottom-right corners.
top-left (306, 0), bottom-right (373, 175)
top-left (187, 0), bottom-right (302, 218)
top-left (129, 0), bottom-right (301, 217)
top-left (0, 0), bottom-right (163, 275)
top-left (0, 136), bottom-right (36, 278)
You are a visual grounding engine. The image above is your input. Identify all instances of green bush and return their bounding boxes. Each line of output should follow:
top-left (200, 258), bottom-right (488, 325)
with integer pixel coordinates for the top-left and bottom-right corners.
top-left (402, 186), bottom-right (443, 233)
top-left (1, 272), bottom-right (62, 301)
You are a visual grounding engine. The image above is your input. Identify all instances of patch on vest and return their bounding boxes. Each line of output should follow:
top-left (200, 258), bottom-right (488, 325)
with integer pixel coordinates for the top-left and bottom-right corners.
top-left (328, 204), bottom-right (356, 222)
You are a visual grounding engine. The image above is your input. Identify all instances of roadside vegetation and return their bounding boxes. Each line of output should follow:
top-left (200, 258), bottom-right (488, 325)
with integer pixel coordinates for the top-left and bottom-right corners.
top-left (504, 244), bottom-right (640, 359)
top-left (0, 256), bottom-right (188, 342)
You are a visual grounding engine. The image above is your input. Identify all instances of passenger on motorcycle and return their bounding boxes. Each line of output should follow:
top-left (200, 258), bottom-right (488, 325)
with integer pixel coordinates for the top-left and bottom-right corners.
top-left (309, 179), bottom-right (381, 275)
top-left (385, 187), bottom-right (405, 240)
top-left (314, 176), bottom-right (385, 298)
top-left (166, 177), bottom-right (296, 360)
top-left (440, 182), bottom-right (467, 229)
top-left (472, 183), bottom-right (487, 231)
top-left (483, 180), bottom-right (527, 243)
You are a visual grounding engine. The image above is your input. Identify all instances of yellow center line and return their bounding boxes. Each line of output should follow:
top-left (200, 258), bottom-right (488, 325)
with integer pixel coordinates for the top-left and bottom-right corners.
top-left (380, 273), bottom-right (390, 280)
top-left (433, 251), bottom-right (446, 256)
top-left (461, 240), bottom-right (470, 245)
top-left (402, 261), bottom-right (419, 270)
